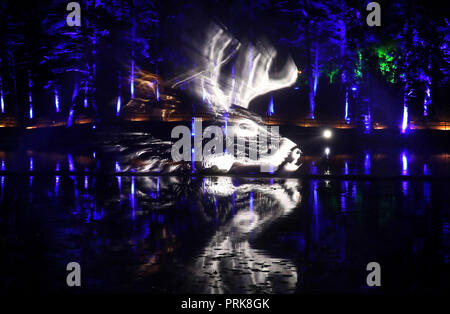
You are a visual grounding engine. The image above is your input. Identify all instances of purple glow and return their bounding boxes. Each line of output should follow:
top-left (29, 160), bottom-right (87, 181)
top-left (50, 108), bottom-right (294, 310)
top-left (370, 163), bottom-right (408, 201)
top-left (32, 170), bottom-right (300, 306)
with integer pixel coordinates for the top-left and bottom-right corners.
top-left (29, 157), bottom-right (33, 171)
top-left (402, 181), bottom-right (408, 196)
top-left (344, 161), bottom-right (349, 175)
top-left (1, 160), bottom-right (5, 171)
top-left (67, 108), bottom-right (74, 127)
top-left (84, 97), bottom-right (88, 108)
top-left (116, 96), bottom-right (121, 116)
top-left (55, 162), bottom-right (60, 195)
top-left (423, 164), bottom-right (429, 176)
top-left (310, 160), bottom-right (318, 174)
top-left (130, 60), bottom-right (135, 98)
top-left (424, 182), bottom-right (430, 204)
top-left (156, 82), bottom-right (160, 102)
top-left (84, 174), bottom-right (88, 190)
top-left (130, 176), bottom-right (136, 220)
top-left (401, 151), bottom-right (408, 175)
top-left (341, 181), bottom-right (348, 213)
top-left (28, 71), bottom-right (33, 119)
top-left (68, 154), bottom-right (75, 172)
top-left (249, 191), bottom-right (253, 212)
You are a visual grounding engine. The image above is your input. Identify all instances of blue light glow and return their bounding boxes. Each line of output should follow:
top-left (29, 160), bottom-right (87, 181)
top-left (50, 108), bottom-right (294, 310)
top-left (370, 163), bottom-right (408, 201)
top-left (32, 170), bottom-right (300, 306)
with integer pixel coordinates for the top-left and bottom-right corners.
top-left (364, 152), bottom-right (371, 175)
top-left (156, 82), bottom-right (159, 102)
top-left (28, 71), bottom-right (33, 119)
top-left (54, 89), bottom-right (60, 113)
top-left (130, 60), bottom-right (135, 98)
top-left (423, 164), bottom-right (429, 176)
top-left (116, 96), bottom-right (121, 116)
top-left (344, 90), bottom-right (349, 123)
top-left (363, 112), bottom-right (371, 133)
top-left (67, 108), bottom-right (74, 127)
top-left (401, 105), bottom-right (408, 134)
top-left (312, 181), bottom-right (319, 240)
top-left (401, 151), bottom-right (408, 175)
top-left (0, 77), bottom-right (5, 113)
top-left (267, 95), bottom-right (274, 116)
top-left (68, 154), bottom-right (75, 172)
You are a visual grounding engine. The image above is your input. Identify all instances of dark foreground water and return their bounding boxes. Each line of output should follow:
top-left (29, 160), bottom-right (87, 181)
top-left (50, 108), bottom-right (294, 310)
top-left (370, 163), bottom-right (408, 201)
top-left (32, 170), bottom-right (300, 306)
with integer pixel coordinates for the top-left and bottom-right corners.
top-left (0, 129), bottom-right (449, 295)
top-left (0, 174), bottom-right (448, 294)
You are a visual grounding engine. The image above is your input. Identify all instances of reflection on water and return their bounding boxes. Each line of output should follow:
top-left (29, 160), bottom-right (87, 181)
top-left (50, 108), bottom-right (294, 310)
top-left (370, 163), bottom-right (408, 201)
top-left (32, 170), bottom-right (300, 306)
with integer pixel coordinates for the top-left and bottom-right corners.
top-left (0, 170), bottom-right (448, 294)
top-left (1, 144), bottom-right (448, 177)
top-left (187, 177), bottom-right (300, 293)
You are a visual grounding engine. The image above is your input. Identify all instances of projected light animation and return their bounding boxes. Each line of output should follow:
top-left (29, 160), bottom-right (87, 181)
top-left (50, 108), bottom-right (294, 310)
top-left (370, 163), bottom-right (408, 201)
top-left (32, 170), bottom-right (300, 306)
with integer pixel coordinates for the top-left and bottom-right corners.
top-left (0, 0), bottom-right (448, 303)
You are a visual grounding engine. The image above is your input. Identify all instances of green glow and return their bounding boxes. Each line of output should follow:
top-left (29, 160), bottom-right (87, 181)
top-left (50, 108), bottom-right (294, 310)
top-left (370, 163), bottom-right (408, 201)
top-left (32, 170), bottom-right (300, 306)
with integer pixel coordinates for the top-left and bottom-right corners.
top-left (328, 68), bottom-right (339, 84)
top-left (376, 46), bottom-right (396, 83)
top-left (354, 51), bottom-right (362, 79)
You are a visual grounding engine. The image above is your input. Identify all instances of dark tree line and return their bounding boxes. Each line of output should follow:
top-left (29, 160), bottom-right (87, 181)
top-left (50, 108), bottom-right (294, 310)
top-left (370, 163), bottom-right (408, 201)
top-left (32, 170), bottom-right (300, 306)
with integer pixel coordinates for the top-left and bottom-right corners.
top-left (0, 0), bottom-right (448, 129)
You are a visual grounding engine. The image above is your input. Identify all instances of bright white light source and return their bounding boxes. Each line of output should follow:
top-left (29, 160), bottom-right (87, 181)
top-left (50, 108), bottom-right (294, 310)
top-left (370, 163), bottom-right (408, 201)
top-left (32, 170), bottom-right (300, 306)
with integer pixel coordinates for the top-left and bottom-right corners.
top-left (323, 129), bottom-right (332, 139)
top-left (325, 147), bottom-right (330, 156)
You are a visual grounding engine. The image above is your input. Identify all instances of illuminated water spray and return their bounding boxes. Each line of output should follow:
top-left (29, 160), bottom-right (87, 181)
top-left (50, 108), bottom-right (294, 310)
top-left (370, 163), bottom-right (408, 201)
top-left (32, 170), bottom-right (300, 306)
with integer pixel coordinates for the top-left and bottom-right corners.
top-left (173, 26), bottom-right (297, 111)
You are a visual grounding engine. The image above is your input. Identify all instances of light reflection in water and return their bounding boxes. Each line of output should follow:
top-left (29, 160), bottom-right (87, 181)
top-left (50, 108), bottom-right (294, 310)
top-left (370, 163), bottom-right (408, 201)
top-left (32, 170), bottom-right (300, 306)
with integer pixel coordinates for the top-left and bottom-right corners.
top-left (55, 162), bottom-right (60, 195)
top-left (115, 161), bottom-right (122, 191)
top-left (423, 163), bottom-right (429, 176)
top-left (187, 176), bottom-right (301, 293)
top-left (312, 180), bottom-right (320, 240)
top-left (131, 176), bottom-right (136, 220)
top-left (29, 156), bottom-right (33, 187)
top-left (310, 160), bottom-right (318, 174)
top-left (364, 152), bottom-right (371, 175)
top-left (0, 170), bottom-right (447, 294)
top-left (68, 154), bottom-right (75, 172)
top-left (401, 150), bottom-right (408, 175)
top-left (401, 150), bottom-right (409, 196)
